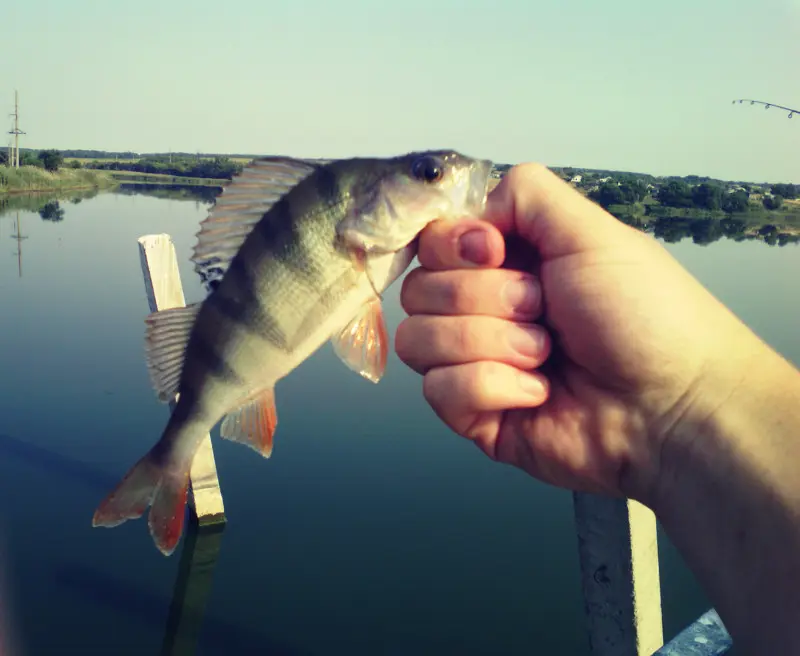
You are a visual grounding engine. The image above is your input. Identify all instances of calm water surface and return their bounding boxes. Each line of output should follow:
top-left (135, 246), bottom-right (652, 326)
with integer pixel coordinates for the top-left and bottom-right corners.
top-left (0, 187), bottom-right (797, 655)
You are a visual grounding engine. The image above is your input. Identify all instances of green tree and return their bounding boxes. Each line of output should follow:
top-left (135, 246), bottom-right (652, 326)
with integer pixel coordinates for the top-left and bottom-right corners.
top-left (619, 179), bottom-right (647, 203)
top-left (37, 149), bottom-right (64, 172)
top-left (68, 159), bottom-right (82, 169)
top-left (657, 180), bottom-right (694, 208)
top-left (691, 183), bottom-right (723, 210)
top-left (589, 183), bottom-right (624, 208)
top-left (770, 183), bottom-right (797, 200)
top-left (763, 194), bottom-right (784, 210)
top-left (721, 190), bottom-right (750, 213)
top-left (20, 151), bottom-right (42, 167)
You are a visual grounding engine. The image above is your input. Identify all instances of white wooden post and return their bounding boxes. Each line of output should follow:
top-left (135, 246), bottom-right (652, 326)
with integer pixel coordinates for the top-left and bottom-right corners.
top-left (573, 493), bottom-right (664, 655)
top-left (137, 234), bottom-right (225, 524)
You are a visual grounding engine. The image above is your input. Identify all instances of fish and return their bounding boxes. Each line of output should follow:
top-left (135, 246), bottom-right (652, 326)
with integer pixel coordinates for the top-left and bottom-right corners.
top-left (92, 150), bottom-right (493, 556)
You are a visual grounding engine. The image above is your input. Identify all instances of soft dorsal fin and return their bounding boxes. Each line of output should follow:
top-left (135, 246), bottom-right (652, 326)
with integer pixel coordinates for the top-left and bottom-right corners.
top-left (191, 157), bottom-right (322, 290)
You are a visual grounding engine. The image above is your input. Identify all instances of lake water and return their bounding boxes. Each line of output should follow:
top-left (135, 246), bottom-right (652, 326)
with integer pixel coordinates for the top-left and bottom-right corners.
top-left (0, 186), bottom-right (797, 655)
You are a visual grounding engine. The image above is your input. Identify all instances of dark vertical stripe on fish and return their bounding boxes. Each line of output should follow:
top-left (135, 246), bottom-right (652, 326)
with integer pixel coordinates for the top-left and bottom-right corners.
top-left (184, 332), bottom-right (242, 386)
top-left (254, 191), bottom-right (327, 291)
top-left (207, 256), bottom-right (290, 351)
top-left (314, 166), bottom-right (340, 207)
top-left (170, 383), bottom-right (198, 427)
top-left (254, 196), bottom-right (295, 256)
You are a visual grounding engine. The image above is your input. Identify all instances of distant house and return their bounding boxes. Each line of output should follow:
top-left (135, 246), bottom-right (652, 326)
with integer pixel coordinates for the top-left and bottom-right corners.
top-left (597, 177), bottom-right (612, 183)
top-left (570, 175), bottom-right (583, 184)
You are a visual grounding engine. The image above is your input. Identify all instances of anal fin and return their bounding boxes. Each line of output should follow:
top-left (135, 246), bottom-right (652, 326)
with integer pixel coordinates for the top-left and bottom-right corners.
top-left (331, 297), bottom-right (388, 384)
top-left (144, 303), bottom-right (202, 402)
top-left (220, 388), bottom-right (278, 458)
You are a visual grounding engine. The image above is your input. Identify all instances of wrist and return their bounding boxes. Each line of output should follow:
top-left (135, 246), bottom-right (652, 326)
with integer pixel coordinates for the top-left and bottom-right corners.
top-left (646, 336), bottom-right (800, 652)
top-left (653, 338), bottom-right (799, 514)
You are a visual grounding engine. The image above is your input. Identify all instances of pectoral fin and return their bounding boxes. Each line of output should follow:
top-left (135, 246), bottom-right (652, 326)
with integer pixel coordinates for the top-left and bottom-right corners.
top-left (330, 298), bottom-right (388, 384)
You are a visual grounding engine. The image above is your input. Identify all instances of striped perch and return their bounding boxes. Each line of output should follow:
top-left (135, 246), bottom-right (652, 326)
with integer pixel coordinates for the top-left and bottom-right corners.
top-left (92, 151), bottom-right (493, 556)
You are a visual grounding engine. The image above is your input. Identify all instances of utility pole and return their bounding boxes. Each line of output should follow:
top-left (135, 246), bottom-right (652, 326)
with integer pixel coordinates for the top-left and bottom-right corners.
top-left (7, 91), bottom-right (25, 168)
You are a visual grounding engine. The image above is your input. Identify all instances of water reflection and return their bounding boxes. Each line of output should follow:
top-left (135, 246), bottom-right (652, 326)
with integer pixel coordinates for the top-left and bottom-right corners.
top-left (160, 518), bottom-right (225, 656)
top-left (113, 183), bottom-right (221, 205)
top-left (0, 183), bottom-right (219, 220)
top-left (0, 187), bottom-right (102, 217)
top-left (9, 212), bottom-right (26, 277)
top-left (1, 185), bottom-right (797, 249)
top-left (616, 214), bottom-right (800, 247)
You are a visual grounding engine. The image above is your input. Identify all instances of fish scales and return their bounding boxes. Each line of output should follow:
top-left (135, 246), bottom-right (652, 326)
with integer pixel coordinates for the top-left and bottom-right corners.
top-left (92, 150), bottom-right (493, 556)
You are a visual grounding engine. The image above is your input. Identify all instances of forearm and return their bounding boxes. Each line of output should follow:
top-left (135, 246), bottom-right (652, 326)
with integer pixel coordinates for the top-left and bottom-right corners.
top-left (655, 343), bottom-right (800, 654)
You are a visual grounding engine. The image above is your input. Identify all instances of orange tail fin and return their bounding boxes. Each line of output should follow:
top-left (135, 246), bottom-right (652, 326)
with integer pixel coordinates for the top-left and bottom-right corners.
top-left (92, 448), bottom-right (190, 557)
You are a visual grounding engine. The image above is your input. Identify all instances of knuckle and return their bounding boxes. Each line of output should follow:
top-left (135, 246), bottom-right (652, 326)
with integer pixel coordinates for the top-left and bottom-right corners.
top-left (422, 368), bottom-right (448, 410)
top-left (399, 268), bottom-right (423, 313)
top-left (452, 318), bottom-right (482, 357)
top-left (393, 319), bottom-right (414, 363)
top-left (468, 361), bottom-right (506, 399)
top-left (441, 274), bottom-right (474, 312)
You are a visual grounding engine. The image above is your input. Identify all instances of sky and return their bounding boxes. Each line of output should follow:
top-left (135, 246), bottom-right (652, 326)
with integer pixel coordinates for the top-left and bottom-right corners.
top-left (5, 0), bottom-right (800, 183)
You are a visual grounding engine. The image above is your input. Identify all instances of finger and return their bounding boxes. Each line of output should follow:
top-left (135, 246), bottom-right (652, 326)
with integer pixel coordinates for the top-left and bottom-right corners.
top-left (422, 361), bottom-right (549, 439)
top-left (400, 268), bottom-right (542, 320)
top-left (395, 316), bottom-right (551, 374)
top-left (416, 218), bottom-right (506, 270)
top-left (483, 163), bottom-right (644, 260)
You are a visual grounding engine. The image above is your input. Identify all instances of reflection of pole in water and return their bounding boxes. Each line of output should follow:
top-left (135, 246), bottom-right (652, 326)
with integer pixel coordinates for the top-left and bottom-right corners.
top-left (10, 211), bottom-right (27, 278)
top-left (159, 517), bottom-right (225, 656)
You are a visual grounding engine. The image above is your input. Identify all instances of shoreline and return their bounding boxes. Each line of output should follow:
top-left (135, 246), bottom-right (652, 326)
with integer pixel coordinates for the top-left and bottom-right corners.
top-left (1, 183), bottom-right (115, 196)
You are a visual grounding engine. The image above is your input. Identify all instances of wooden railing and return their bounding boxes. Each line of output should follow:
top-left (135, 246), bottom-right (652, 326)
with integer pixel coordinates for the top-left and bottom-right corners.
top-left (139, 233), bottom-right (733, 655)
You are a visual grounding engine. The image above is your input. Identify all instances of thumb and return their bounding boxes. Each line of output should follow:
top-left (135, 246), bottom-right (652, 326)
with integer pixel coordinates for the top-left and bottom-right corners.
top-left (484, 163), bottom-right (641, 260)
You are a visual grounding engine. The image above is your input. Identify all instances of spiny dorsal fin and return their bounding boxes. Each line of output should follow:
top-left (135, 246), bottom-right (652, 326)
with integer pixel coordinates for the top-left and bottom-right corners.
top-left (192, 157), bottom-right (322, 291)
top-left (143, 303), bottom-right (202, 402)
top-left (330, 297), bottom-right (389, 384)
top-left (220, 387), bottom-right (278, 458)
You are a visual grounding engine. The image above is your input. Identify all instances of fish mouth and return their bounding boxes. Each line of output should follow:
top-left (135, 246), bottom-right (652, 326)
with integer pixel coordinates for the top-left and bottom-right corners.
top-left (466, 159), bottom-right (493, 215)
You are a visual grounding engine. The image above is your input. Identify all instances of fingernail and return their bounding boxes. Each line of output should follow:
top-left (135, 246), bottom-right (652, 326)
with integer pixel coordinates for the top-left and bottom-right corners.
top-left (518, 371), bottom-right (547, 400)
top-left (458, 229), bottom-right (491, 265)
top-left (502, 278), bottom-right (540, 315)
top-left (507, 325), bottom-right (546, 358)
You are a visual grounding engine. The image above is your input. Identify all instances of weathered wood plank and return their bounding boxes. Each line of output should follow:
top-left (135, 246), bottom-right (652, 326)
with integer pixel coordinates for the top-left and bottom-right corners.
top-left (137, 233), bottom-right (225, 524)
top-left (573, 492), bottom-right (664, 655)
top-left (652, 609), bottom-right (732, 655)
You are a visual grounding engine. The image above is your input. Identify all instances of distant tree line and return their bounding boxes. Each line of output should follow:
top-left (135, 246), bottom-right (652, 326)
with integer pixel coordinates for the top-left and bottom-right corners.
top-left (585, 176), bottom-right (798, 214)
top-left (0, 149), bottom-right (65, 171)
top-left (85, 155), bottom-right (243, 180)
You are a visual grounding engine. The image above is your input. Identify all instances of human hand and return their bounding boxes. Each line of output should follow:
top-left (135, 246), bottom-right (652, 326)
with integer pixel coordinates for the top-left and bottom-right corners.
top-left (395, 164), bottom-right (766, 506)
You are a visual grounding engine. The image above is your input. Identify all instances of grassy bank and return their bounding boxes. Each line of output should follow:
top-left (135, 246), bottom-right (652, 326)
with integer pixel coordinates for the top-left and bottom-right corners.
top-left (0, 166), bottom-right (117, 195)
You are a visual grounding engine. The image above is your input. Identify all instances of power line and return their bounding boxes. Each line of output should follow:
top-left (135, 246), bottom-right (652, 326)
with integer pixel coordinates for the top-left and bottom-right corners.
top-left (732, 98), bottom-right (800, 119)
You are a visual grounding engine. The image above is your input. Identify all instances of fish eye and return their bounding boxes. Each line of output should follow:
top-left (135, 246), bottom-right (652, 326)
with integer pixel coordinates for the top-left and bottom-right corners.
top-left (411, 156), bottom-right (444, 184)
